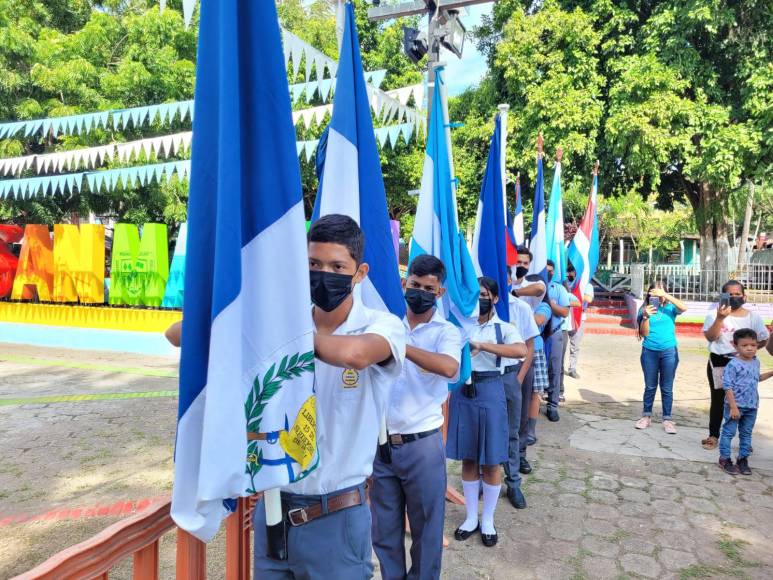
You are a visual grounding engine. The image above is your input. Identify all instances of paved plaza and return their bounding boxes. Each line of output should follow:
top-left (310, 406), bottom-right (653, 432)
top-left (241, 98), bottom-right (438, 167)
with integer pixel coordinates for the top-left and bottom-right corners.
top-left (1, 333), bottom-right (773, 579)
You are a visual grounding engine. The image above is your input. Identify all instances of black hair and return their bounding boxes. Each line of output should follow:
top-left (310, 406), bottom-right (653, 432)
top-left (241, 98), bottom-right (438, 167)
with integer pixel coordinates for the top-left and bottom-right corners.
top-left (733, 328), bottom-right (757, 343)
top-left (722, 279), bottom-right (746, 294)
top-left (567, 263), bottom-right (576, 273)
top-left (647, 280), bottom-right (668, 293)
top-left (546, 259), bottom-right (555, 268)
top-left (408, 254), bottom-right (446, 283)
top-left (308, 214), bottom-right (365, 264)
top-left (478, 276), bottom-right (499, 299)
top-left (516, 246), bottom-right (533, 262)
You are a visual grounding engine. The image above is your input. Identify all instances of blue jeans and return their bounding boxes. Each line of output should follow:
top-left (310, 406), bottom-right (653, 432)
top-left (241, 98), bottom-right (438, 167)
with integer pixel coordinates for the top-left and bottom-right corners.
top-left (640, 347), bottom-right (679, 420)
top-left (719, 406), bottom-right (757, 460)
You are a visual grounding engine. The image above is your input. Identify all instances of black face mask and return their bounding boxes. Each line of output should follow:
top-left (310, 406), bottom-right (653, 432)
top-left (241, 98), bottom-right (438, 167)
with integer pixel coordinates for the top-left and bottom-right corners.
top-left (479, 298), bottom-right (493, 316)
top-left (405, 288), bottom-right (437, 314)
top-left (567, 274), bottom-right (576, 282)
top-left (515, 266), bottom-right (529, 279)
top-left (309, 270), bottom-right (353, 312)
top-left (729, 296), bottom-right (744, 310)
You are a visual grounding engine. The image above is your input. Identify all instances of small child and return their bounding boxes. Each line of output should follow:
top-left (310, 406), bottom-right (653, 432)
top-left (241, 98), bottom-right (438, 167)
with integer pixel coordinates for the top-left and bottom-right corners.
top-left (718, 328), bottom-right (773, 475)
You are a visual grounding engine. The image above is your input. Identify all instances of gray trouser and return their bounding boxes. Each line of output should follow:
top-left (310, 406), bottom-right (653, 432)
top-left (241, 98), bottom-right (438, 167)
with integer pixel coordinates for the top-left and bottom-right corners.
top-left (371, 431), bottom-right (446, 580)
top-left (547, 331), bottom-right (564, 410)
top-left (519, 363), bottom-right (533, 458)
top-left (560, 330), bottom-right (569, 394)
top-left (568, 324), bottom-right (584, 374)
top-left (502, 365), bottom-right (523, 489)
top-left (253, 483), bottom-right (373, 580)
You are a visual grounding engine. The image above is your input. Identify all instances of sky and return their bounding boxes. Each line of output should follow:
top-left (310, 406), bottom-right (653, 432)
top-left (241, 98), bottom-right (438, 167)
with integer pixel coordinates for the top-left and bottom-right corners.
top-left (440, 4), bottom-right (491, 96)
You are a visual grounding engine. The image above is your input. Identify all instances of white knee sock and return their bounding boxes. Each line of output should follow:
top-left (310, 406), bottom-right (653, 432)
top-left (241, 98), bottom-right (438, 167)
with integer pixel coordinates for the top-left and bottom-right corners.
top-left (460, 479), bottom-right (480, 531)
top-left (481, 482), bottom-right (500, 535)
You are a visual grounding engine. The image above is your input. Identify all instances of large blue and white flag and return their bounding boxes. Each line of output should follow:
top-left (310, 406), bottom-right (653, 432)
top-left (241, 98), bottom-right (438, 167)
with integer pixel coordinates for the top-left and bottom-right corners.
top-left (528, 152), bottom-right (548, 282)
top-left (472, 112), bottom-right (510, 321)
top-left (545, 154), bottom-right (566, 281)
top-left (312, 2), bottom-right (404, 318)
top-left (410, 67), bottom-right (479, 385)
top-left (172, 0), bottom-right (317, 542)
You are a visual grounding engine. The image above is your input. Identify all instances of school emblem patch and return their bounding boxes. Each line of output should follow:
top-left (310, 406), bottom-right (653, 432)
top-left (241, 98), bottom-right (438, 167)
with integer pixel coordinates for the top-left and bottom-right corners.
top-left (342, 368), bottom-right (360, 388)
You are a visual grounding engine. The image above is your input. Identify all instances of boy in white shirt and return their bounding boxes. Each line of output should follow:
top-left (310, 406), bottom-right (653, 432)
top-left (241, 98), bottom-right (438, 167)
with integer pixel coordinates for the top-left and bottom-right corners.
top-left (253, 214), bottom-right (406, 580)
top-left (371, 255), bottom-right (461, 580)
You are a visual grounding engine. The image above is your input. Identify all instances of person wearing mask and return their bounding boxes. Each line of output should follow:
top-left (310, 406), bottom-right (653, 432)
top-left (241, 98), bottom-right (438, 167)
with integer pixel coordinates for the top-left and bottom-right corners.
top-left (564, 263), bottom-right (594, 380)
top-left (447, 277), bottom-right (526, 547)
top-left (253, 215), bottom-right (406, 579)
top-left (370, 255), bottom-right (461, 580)
top-left (510, 247), bottom-right (546, 310)
top-left (503, 268), bottom-right (540, 508)
top-left (701, 280), bottom-right (769, 449)
top-left (635, 281), bottom-right (687, 434)
top-left (544, 260), bottom-right (571, 422)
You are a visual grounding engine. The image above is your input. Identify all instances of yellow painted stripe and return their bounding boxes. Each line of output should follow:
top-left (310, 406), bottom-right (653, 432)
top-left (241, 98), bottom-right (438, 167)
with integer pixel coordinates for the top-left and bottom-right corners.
top-left (0, 302), bottom-right (181, 332)
top-left (0, 390), bottom-right (178, 406)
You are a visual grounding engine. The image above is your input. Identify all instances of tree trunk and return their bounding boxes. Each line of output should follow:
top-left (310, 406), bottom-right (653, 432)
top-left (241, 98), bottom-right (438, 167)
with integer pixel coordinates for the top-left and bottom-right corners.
top-left (737, 181), bottom-right (754, 267)
top-left (695, 183), bottom-right (730, 299)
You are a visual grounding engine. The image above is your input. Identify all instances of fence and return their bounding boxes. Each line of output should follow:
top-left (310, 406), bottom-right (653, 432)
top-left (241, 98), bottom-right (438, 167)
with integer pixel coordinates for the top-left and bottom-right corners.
top-left (628, 263), bottom-right (773, 303)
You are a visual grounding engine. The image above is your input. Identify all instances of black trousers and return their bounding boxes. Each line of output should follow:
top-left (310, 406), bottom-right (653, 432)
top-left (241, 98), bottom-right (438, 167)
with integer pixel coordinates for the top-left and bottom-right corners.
top-left (707, 354), bottom-right (732, 438)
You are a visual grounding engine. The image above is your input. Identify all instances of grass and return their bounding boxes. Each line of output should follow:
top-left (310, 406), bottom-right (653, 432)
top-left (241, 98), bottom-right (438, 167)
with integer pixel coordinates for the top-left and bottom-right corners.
top-left (678, 533), bottom-right (762, 579)
top-left (567, 549), bottom-right (591, 580)
top-left (606, 529), bottom-right (631, 543)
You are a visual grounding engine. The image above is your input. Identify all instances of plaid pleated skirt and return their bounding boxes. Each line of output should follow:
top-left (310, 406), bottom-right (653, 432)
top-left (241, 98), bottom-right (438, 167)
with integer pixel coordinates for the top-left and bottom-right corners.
top-left (530, 348), bottom-right (549, 392)
top-left (446, 372), bottom-right (509, 466)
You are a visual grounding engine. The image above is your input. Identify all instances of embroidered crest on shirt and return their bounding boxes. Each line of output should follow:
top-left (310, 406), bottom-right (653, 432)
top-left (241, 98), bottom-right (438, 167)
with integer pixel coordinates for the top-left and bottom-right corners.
top-left (342, 368), bottom-right (360, 388)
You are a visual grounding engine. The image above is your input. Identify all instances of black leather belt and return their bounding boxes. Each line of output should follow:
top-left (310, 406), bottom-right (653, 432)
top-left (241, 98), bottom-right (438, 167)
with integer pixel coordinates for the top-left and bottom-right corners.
top-left (471, 370), bottom-right (500, 381)
top-left (389, 428), bottom-right (439, 446)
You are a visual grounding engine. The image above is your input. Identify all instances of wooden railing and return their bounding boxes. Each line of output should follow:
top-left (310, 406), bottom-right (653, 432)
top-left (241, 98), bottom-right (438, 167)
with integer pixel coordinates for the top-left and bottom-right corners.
top-left (12, 496), bottom-right (258, 580)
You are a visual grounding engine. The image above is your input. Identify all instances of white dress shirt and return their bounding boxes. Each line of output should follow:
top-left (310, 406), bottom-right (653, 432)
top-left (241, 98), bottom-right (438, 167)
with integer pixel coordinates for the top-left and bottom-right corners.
top-left (469, 313), bottom-right (523, 373)
top-left (513, 278), bottom-right (546, 311)
top-left (387, 309), bottom-right (462, 434)
top-left (285, 296), bottom-right (406, 495)
top-left (505, 294), bottom-right (540, 365)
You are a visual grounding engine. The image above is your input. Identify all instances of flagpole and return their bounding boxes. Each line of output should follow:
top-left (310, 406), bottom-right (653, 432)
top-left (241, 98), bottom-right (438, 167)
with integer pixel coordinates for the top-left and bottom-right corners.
top-left (497, 104), bottom-right (509, 240)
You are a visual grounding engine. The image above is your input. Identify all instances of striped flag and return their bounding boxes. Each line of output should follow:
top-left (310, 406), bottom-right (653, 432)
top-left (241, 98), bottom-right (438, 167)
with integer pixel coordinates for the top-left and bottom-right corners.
top-left (512, 177), bottom-right (525, 247)
top-left (410, 66), bottom-right (479, 386)
top-left (545, 152), bottom-right (566, 281)
top-left (312, 2), bottom-right (404, 318)
top-left (472, 110), bottom-right (510, 321)
top-left (171, 1), bottom-right (317, 541)
top-left (528, 147), bottom-right (548, 282)
top-left (567, 168), bottom-right (601, 329)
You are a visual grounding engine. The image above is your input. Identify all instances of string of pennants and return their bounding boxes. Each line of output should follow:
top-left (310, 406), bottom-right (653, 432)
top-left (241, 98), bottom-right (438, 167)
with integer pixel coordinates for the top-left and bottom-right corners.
top-left (0, 122), bottom-right (416, 198)
top-left (0, 132), bottom-right (193, 177)
top-left (289, 69), bottom-right (388, 104)
top-left (0, 160), bottom-right (191, 200)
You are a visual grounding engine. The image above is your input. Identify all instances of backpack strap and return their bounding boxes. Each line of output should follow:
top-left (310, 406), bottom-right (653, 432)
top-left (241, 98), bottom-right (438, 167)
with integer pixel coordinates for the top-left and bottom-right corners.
top-left (494, 323), bottom-right (503, 369)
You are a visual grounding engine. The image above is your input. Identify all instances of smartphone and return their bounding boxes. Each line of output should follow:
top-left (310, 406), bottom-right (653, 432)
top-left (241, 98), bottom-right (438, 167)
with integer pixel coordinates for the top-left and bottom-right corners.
top-left (648, 296), bottom-right (660, 309)
top-left (719, 292), bottom-right (730, 308)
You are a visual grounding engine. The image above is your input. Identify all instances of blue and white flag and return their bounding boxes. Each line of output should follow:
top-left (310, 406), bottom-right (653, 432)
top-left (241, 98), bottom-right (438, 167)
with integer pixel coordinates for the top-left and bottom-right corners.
top-left (528, 153), bottom-right (548, 282)
top-left (172, 0), bottom-right (317, 542)
top-left (472, 112), bottom-right (510, 321)
top-left (545, 157), bottom-right (566, 281)
top-left (410, 67), bottom-right (479, 386)
top-left (312, 2), bottom-right (405, 318)
top-left (512, 179), bottom-right (525, 247)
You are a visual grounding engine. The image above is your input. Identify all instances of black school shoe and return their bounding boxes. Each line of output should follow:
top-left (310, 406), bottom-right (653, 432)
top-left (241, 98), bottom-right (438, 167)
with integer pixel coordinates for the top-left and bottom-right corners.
top-left (519, 457), bottom-right (533, 475)
top-left (454, 523), bottom-right (479, 541)
top-left (507, 486), bottom-right (527, 509)
top-left (546, 407), bottom-right (560, 422)
top-left (481, 529), bottom-right (498, 547)
top-left (736, 457), bottom-right (752, 475)
top-left (719, 457), bottom-right (739, 475)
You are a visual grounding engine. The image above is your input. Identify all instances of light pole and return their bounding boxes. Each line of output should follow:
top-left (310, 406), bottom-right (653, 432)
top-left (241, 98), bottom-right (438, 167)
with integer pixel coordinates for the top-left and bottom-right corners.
top-left (367, 0), bottom-right (496, 123)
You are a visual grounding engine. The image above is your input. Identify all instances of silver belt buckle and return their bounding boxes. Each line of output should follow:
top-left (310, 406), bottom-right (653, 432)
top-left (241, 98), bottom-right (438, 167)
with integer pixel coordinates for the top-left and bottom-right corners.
top-left (389, 434), bottom-right (403, 445)
top-left (287, 507), bottom-right (309, 526)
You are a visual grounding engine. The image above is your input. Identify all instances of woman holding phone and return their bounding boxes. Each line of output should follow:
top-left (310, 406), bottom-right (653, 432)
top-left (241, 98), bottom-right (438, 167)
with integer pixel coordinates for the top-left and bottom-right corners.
top-left (701, 280), bottom-right (769, 449)
top-left (635, 281), bottom-right (687, 434)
